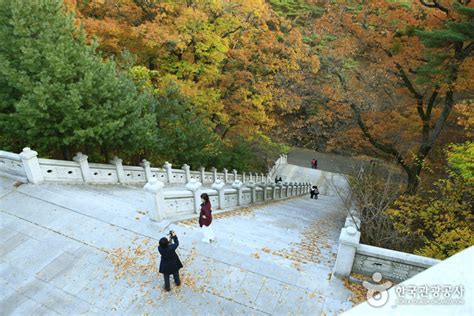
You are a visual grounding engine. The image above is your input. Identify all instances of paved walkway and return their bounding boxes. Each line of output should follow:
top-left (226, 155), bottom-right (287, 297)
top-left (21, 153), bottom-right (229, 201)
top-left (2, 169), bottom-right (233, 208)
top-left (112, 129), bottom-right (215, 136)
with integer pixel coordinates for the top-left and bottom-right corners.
top-left (0, 175), bottom-right (352, 315)
top-left (288, 148), bottom-right (402, 179)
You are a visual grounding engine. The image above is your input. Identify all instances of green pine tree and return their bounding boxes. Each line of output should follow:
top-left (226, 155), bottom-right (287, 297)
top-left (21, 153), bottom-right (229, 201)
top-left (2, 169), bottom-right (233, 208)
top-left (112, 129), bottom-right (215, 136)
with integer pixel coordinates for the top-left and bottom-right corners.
top-left (0, 0), bottom-right (156, 161)
top-left (415, 2), bottom-right (474, 85)
top-left (153, 83), bottom-right (222, 169)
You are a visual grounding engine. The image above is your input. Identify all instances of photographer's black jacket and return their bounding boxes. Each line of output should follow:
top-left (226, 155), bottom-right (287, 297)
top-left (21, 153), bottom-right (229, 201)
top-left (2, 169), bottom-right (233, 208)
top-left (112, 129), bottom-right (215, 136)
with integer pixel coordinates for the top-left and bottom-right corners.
top-left (158, 236), bottom-right (183, 274)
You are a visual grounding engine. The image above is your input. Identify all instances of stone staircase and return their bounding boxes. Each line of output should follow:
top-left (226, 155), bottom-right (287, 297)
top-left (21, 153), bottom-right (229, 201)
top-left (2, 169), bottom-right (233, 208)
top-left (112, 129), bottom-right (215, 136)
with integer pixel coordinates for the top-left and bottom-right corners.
top-left (0, 161), bottom-right (354, 315)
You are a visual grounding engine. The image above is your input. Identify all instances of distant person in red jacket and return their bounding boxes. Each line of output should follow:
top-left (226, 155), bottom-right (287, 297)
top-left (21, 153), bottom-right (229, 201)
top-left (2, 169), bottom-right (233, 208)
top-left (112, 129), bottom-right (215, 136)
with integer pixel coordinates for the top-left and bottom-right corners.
top-left (199, 193), bottom-right (215, 243)
top-left (314, 159), bottom-right (318, 169)
top-left (311, 159), bottom-right (316, 169)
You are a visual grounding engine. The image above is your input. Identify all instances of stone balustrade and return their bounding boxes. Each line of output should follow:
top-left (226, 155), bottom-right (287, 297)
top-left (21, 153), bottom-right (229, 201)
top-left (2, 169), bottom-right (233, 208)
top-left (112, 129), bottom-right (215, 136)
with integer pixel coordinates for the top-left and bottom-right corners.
top-left (0, 148), bottom-right (288, 187)
top-left (144, 178), bottom-right (311, 220)
top-left (333, 211), bottom-right (441, 282)
top-left (0, 150), bottom-right (28, 183)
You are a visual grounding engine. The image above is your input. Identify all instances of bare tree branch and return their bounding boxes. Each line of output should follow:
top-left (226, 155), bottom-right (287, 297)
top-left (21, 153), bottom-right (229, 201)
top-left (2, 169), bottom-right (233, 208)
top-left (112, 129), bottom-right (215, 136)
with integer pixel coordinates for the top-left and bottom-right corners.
top-left (419, 0), bottom-right (450, 15)
top-left (350, 103), bottom-right (411, 175)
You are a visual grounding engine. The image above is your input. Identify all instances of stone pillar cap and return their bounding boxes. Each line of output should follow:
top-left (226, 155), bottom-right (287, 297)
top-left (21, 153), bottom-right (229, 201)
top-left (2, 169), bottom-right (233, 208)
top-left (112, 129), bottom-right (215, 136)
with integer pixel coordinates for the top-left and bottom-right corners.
top-left (144, 178), bottom-right (165, 193)
top-left (212, 179), bottom-right (226, 191)
top-left (19, 147), bottom-right (39, 159)
top-left (232, 180), bottom-right (244, 189)
top-left (339, 226), bottom-right (361, 246)
top-left (110, 156), bottom-right (122, 164)
top-left (186, 179), bottom-right (202, 191)
top-left (73, 152), bottom-right (88, 162)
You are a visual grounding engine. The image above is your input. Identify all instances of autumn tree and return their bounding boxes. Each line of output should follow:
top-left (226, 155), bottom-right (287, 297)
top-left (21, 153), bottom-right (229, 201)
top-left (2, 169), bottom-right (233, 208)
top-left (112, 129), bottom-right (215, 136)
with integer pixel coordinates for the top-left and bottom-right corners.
top-left (73, 0), bottom-right (317, 166)
top-left (303, 0), bottom-right (474, 193)
top-left (387, 142), bottom-right (474, 259)
top-left (0, 0), bottom-right (155, 161)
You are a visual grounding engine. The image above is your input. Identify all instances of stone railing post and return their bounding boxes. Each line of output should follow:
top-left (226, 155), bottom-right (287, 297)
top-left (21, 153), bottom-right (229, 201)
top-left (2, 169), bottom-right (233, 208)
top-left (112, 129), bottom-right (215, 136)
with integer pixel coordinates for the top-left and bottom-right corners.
top-left (73, 152), bottom-right (92, 183)
top-left (280, 182), bottom-right (286, 198)
top-left (289, 182), bottom-right (294, 196)
top-left (232, 169), bottom-right (238, 182)
top-left (140, 159), bottom-right (152, 182)
top-left (212, 180), bottom-right (226, 210)
top-left (276, 183), bottom-right (283, 199)
top-left (182, 164), bottom-right (191, 183)
top-left (186, 179), bottom-right (202, 214)
top-left (334, 227), bottom-right (361, 278)
top-left (270, 182), bottom-right (276, 200)
top-left (163, 162), bottom-right (173, 183)
top-left (144, 178), bottom-right (166, 221)
top-left (232, 180), bottom-right (244, 206)
top-left (200, 166), bottom-right (206, 183)
top-left (242, 172), bottom-right (246, 183)
top-left (223, 168), bottom-right (228, 183)
top-left (258, 182), bottom-right (267, 201)
top-left (110, 156), bottom-right (125, 183)
top-left (261, 173), bottom-right (265, 183)
top-left (247, 181), bottom-right (257, 203)
top-left (211, 167), bottom-right (218, 183)
top-left (19, 147), bottom-right (44, 184)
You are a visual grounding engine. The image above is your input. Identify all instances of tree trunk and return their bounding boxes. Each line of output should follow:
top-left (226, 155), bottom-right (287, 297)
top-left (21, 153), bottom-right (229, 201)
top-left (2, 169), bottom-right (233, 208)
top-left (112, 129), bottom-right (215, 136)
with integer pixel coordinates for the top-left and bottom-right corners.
top-left (405, 168), bottom-right (420, 195)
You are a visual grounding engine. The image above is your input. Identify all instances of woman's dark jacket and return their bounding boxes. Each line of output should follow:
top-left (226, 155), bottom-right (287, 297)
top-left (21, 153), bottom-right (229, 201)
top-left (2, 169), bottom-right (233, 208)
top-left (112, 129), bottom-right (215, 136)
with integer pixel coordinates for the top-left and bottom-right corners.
top-left (199, 201), bottom-right (212, 227)
top-left (158, 236), bottom-right (183, 274)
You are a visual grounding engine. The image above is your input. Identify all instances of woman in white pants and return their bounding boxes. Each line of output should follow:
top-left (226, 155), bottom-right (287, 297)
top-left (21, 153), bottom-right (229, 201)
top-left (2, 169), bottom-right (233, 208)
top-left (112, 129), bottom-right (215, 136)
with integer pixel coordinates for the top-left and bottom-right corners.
top-left (199, 193), bottom-right (215, 243)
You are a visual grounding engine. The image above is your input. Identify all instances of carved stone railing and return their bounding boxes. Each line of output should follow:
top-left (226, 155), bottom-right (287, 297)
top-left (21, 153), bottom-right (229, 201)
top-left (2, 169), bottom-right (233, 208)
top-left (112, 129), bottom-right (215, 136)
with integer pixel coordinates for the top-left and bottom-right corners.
top-left (0, 150), bottom-right (28, 183)
top-left (144, 178), bottom-right (311, 221)
top-left (333, 211), bottom-right (440, 282)
top-left (267, 154), bottom-right (287, 181)
top-left (0, 147), bottom-right (288, 187)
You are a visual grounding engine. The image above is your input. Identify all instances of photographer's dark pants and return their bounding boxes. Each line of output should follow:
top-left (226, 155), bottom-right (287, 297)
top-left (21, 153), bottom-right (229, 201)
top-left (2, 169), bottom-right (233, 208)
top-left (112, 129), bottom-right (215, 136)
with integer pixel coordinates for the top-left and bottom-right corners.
top-left (163, 272), bottom-right (180, 290)
top-left (310, 192), bottom-right (318, 199)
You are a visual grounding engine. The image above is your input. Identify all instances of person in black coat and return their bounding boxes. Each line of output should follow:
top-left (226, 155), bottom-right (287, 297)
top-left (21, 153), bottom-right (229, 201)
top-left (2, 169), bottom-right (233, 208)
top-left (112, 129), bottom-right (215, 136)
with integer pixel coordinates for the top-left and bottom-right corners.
top-left (310, 185), bottom-right (319, 199)
top-left (158, 231), bottom-right (183, 291)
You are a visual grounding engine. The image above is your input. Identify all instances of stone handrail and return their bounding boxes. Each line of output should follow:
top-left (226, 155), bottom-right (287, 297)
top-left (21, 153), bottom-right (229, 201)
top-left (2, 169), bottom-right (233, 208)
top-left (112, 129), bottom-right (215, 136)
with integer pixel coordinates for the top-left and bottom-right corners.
top-left (144, 178), bottom-right (311, 221)
top-left (352, 244), bottom-right (440, 283)
top-left (0, 150), bottom-right (27, 183)
top-left (267, 154), bottom-right (287, 181)
top-left (333, 211), bottom-right (440, 282)
top-left (0, 147), bottom-right (289, 187)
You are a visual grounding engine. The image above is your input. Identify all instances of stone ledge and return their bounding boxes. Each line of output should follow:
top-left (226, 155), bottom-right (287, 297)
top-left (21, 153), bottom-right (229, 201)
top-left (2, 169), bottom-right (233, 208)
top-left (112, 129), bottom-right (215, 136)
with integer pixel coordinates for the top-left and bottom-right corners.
top-left (356, 243), bottom-right (440, 268)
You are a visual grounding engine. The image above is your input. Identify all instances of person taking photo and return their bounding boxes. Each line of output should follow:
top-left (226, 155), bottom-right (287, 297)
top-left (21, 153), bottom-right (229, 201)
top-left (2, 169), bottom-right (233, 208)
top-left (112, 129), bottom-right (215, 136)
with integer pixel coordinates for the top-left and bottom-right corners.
top-left (158, 230), bottom-right (183, 292)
